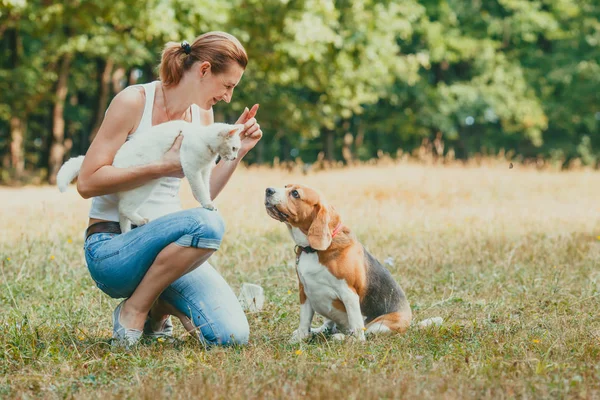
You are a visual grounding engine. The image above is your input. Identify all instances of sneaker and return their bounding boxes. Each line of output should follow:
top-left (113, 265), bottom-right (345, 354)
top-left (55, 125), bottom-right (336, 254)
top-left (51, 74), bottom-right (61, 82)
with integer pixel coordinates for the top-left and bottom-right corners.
top-left (143, 315), bottom-right (174, 339)
top-left (112, 299), bottom-right (142, 349)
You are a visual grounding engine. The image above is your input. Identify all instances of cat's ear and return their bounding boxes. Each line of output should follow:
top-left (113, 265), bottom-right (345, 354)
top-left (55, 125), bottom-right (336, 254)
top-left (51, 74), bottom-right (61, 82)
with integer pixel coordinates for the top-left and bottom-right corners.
top-left (227, 124), bottom-right (244, 137)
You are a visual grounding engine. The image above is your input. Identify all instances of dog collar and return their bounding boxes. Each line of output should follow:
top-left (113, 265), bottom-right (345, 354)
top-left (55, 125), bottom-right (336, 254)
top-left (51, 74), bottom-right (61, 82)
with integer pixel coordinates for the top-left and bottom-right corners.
top-left (331, 221), bottom-right (343, 238)
top-left (295, 222), bottom-right (343, 257)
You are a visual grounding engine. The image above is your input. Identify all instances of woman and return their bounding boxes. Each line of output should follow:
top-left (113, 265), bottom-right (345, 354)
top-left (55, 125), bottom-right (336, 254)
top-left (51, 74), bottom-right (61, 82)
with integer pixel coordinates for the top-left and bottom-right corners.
top-left (76, 32), bottom-right (262, 348)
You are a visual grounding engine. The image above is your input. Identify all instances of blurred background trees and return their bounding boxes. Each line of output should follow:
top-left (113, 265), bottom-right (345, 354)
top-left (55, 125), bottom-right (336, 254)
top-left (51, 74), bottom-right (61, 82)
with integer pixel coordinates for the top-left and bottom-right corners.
top-left (0, 0), bottom-right (598, 183)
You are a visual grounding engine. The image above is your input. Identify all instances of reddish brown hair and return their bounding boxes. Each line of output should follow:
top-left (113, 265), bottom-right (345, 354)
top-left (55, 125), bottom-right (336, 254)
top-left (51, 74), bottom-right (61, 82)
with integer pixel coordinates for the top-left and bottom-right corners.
top-left (159, 31), bottom-right (248, 86)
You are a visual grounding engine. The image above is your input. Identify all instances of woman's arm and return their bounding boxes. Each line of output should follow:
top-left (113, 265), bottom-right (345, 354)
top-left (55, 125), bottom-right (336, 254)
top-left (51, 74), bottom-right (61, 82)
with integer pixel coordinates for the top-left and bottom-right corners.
top-left (76, 88), bottom-right (182, 199)
top-left (209, 104), bottom-right (262, 200)
top-left (209, 157), bottom-right (243, 200)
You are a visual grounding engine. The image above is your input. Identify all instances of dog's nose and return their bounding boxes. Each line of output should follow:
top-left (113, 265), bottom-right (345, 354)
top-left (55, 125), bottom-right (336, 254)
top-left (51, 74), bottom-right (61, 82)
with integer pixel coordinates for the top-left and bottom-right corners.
top-left (265, 188), bottom-right (275, 197)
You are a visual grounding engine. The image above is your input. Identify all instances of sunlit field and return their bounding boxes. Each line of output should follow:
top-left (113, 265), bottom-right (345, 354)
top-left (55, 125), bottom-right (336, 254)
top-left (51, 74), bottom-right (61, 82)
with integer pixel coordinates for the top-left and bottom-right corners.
top-left (1, 162), bottom-right (599, 399)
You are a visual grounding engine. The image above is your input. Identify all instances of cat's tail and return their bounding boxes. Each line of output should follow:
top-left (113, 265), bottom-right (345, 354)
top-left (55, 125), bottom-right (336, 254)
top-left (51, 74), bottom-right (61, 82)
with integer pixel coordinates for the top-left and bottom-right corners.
top-left (57, 155), bottom-right (85, 192)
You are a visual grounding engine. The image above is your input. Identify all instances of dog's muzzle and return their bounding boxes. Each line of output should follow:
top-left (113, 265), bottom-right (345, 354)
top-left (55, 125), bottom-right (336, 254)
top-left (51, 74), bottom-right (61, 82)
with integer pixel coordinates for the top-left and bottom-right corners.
top-left (265, 187), bottom-right (288, 222)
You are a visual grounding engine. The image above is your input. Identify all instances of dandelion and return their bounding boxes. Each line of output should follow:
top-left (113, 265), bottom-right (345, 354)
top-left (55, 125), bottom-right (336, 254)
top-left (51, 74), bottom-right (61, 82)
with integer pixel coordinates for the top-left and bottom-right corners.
top-left (287, 290), bottom-right (292, 295)
top-left (50, 255), bottom-right (55, 260)
top-left (295, 349), bottom-right (303, 355)
top-left (6, 257), bottom-right (10, 261)
top-left (157, 337), bottom-right (165, 343)
top-left (67, 239), bottom-right (73, 243)
top-left (597, 236), bottom-right (600, 241)
top-left (78, 335), bottom-right (85, 340)
top-left (533, 339), bottom-right (540, 343)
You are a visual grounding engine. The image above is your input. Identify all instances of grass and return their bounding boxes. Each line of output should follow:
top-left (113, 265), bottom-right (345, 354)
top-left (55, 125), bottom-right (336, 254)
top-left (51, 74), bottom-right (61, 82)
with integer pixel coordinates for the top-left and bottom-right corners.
top-left (1, 162), bottom-right (599, 399)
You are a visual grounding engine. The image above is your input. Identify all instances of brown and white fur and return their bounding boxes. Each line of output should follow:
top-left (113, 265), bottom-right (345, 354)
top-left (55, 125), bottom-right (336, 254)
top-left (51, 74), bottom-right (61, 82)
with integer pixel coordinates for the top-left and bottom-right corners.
top-left (265, 184), bottom-right (412, 342)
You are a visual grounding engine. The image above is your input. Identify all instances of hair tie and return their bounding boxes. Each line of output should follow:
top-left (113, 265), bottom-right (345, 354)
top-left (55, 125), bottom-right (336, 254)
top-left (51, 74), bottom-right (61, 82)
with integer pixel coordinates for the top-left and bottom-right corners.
top-left (181, 40), bottom-right (191, 55)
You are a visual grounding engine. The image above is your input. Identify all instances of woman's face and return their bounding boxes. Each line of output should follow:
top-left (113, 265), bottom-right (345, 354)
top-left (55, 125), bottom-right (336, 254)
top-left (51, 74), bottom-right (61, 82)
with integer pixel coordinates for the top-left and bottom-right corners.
top-left (194, 61), bottom-right (245, 109)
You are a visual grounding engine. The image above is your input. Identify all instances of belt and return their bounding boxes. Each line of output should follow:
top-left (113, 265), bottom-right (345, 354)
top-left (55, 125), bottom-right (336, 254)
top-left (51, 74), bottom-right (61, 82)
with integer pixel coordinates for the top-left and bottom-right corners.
top-left (85, 221), bottom-right (138, 240)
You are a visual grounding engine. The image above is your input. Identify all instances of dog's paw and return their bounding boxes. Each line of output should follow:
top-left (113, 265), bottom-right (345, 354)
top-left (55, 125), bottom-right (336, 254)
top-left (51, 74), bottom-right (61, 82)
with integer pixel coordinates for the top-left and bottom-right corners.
top-left (312, 321), bottom-right (337, 336)
top-left (311, 326), bottom-right (330, 335)
top-left (289, 329), bottom-right (310, 344)
top-left (345, 329), bottom-right (366, 343)
top-left (331, 333), bottom-right (346, 341)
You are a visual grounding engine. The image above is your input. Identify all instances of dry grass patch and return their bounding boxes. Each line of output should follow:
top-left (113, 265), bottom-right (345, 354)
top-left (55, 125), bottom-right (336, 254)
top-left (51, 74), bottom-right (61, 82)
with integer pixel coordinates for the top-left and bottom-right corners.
top-left (1, 163), bottom-right (599, 399)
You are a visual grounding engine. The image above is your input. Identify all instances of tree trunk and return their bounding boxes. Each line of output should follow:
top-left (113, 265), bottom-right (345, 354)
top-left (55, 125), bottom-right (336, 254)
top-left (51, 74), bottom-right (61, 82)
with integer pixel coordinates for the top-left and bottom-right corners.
top-left (342, 133), bottom-right (353, 165)
top-left (48, 54), bottom-right (72, 184)
top-left (111, 66), bottom-right (126, 94)
top-left (9, 116), bottom-right (25, 178)
top-left (355, 124), bottom-right (365, 159)
top-left (1, 154), bottom-right (9, 172)
top-left (341, 120), bottom-right (352, 165)
top-left (324, 129), bottom-right (335, 162)
top-left (89, 57), bottom-right (114, 143)
top-left (128, 67), bottom-right (139, 85)
top-left (6, 28), bottom-right (25, 180)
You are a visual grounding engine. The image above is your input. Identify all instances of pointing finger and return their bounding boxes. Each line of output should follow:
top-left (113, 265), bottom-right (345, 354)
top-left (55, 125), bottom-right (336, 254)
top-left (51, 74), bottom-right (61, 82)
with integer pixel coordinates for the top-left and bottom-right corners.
top-left (235, 107), bottom-right (250, 124)
top-left (247, 104), bottom-right (260, 120)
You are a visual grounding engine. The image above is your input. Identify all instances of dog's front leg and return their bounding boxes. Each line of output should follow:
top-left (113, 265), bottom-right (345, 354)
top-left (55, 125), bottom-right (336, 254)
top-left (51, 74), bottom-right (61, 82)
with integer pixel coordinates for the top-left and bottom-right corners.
top-left (340, 290), bottom-right (366, 341)
top-left (289, 302), bottom-right (314, 344)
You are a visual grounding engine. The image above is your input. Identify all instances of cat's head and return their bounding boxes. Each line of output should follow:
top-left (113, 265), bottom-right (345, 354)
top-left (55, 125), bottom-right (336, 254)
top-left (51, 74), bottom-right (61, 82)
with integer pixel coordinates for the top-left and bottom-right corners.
top-left (210, 123), bottom-right (244, 161)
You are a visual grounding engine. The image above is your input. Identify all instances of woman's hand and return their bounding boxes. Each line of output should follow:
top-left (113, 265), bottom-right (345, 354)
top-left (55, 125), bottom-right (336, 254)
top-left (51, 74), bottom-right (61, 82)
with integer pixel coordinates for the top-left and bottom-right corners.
top-left (235, 104), bottom-right (262, 156)
top-left (158, 134), bottom-right (185, 178)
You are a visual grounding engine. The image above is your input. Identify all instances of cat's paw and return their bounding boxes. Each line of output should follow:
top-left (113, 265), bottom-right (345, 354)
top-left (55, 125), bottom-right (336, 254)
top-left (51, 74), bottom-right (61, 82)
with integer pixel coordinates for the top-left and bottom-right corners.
top-left (130, 216), bottom-right (149, 226)
top-left (202, 203), bottom-right (217, 211)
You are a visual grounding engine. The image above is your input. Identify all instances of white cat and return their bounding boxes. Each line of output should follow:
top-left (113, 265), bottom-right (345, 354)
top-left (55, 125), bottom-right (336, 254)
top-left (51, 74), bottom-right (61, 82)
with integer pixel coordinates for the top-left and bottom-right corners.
top-left (57, 120), bottom-right (244, 232)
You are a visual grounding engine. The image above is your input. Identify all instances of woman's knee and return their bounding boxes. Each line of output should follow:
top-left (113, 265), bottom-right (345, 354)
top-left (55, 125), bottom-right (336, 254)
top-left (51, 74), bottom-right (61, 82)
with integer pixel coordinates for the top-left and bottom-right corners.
top-left (213, 317), bottom-right (250, 346)
top-left (175, 208), bottom-right (226, 250)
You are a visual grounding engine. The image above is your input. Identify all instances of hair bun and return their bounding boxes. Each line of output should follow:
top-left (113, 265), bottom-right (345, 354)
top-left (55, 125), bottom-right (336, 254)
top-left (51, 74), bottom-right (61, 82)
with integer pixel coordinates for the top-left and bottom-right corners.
top-left (181, 40), bottom-right (191, 55)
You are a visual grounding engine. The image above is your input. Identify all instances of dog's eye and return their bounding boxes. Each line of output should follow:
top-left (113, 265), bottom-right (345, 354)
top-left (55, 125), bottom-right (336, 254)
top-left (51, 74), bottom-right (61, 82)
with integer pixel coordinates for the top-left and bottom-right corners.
top-left (232, 146), bottom-right (238, 152)
top-left (291, 190), bottom-right (300, 199)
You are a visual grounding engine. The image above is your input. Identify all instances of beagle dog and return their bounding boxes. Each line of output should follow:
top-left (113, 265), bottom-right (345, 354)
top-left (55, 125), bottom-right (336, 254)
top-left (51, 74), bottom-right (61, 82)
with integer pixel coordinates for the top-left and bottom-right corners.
top-left (265, 184), bottom-right (412, 342)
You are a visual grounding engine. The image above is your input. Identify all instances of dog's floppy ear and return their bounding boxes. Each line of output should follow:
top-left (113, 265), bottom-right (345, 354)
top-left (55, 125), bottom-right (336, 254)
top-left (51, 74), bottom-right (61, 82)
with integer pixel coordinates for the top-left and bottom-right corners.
top-left (307, 205), bottom-right (331, 251)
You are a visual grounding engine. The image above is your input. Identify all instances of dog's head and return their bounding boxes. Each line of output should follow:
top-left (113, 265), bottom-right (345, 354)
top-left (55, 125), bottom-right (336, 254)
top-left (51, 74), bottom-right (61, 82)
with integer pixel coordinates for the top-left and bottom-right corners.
top-left (264, 184), bottom-right (335, 250)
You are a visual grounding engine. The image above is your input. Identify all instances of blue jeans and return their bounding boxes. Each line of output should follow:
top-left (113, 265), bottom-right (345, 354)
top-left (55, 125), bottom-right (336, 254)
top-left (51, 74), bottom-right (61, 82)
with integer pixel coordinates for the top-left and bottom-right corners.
top-left (83, 208), bottom-right (250, 346)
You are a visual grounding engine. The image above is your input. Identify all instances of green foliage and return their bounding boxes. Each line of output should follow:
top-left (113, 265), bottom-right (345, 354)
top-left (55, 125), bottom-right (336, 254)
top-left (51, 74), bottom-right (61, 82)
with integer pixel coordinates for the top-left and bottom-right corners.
top-left (0, 0), bottom-right (599, 176)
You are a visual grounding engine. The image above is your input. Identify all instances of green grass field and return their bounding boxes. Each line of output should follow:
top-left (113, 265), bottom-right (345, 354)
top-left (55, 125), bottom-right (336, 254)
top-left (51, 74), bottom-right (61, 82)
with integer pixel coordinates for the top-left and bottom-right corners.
top-left (1, 163), bottom-right (599, 399)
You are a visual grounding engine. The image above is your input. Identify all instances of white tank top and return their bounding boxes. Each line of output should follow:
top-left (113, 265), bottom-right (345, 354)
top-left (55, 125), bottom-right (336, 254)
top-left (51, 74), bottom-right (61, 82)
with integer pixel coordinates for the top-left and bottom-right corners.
top-left (88, 81), bottom-right (201, 222)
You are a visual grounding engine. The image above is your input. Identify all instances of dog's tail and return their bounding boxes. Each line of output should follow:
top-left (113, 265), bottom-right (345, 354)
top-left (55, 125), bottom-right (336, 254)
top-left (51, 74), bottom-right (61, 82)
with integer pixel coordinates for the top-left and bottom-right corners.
top-left (57, 155), bottom-right (85, 192)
